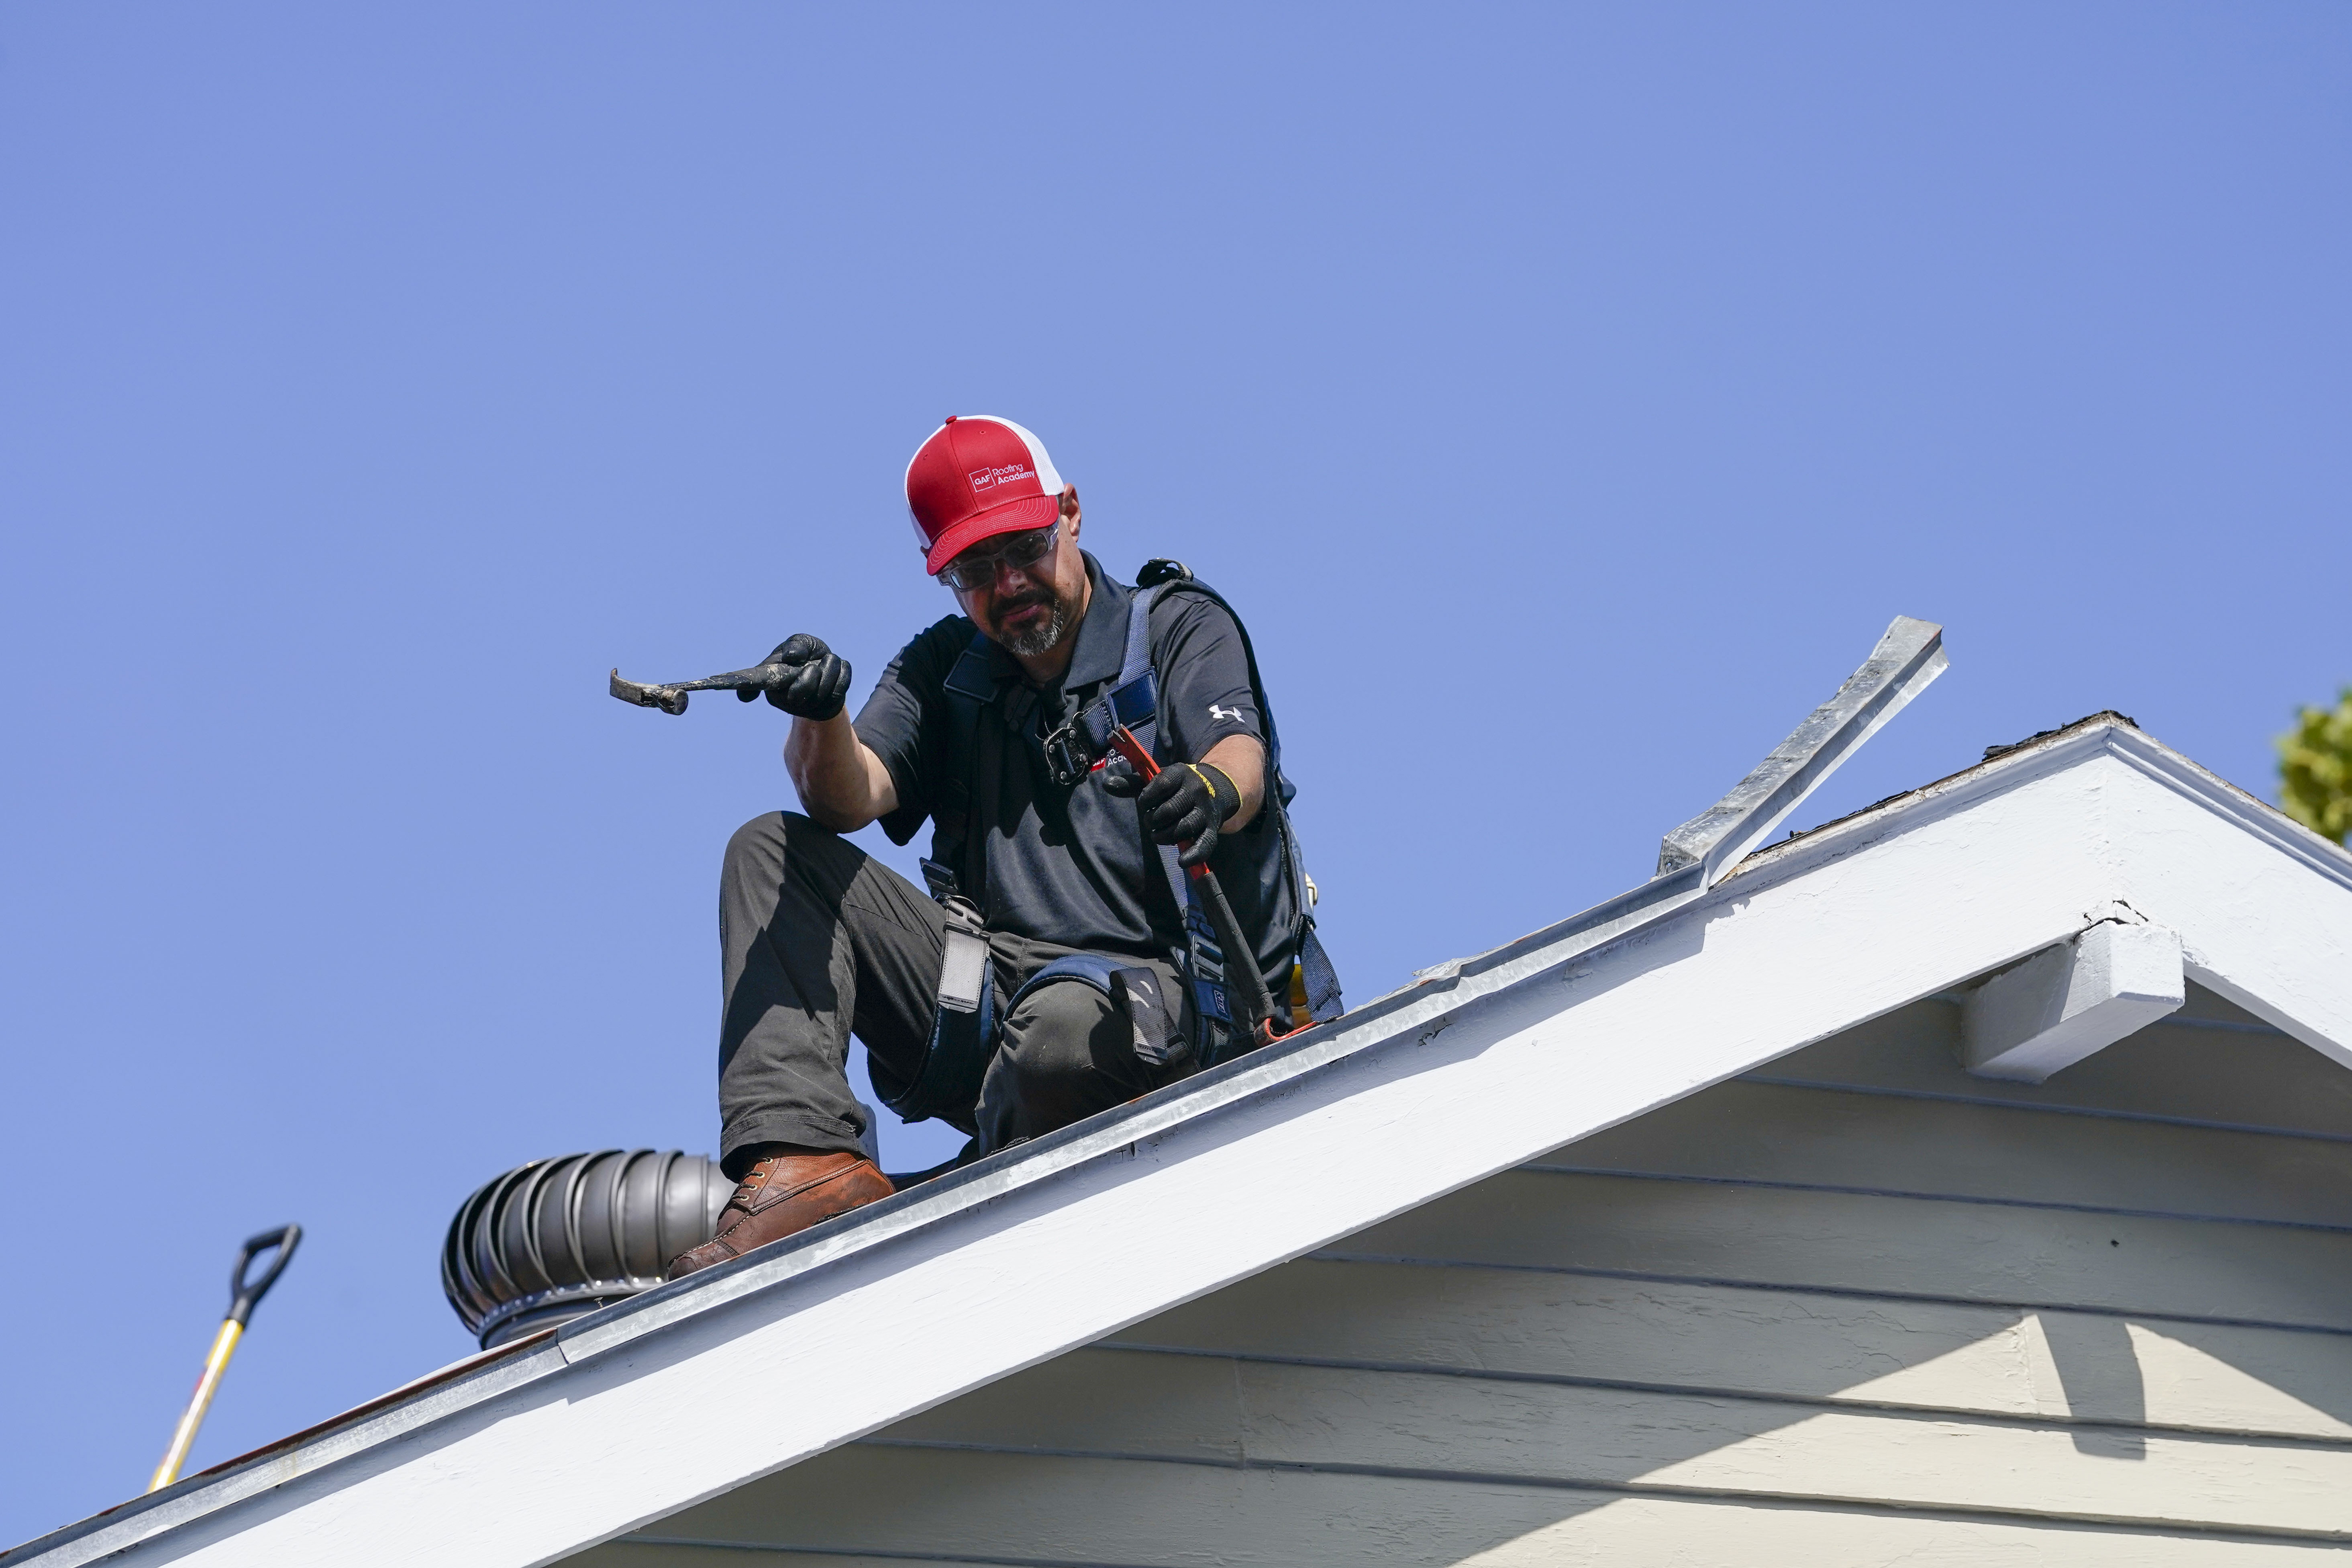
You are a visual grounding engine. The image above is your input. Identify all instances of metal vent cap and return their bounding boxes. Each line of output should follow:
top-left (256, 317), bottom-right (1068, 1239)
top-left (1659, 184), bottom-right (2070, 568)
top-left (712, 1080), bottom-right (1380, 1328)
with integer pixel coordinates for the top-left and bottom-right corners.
top-left (441, 1150), bottom-right (732, 1349)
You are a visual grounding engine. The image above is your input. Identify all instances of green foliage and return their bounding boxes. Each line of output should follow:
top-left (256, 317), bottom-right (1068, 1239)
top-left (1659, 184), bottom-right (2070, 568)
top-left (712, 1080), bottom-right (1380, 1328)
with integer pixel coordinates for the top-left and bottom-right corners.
top-left (2279, 687), bottom-right (2352, 845)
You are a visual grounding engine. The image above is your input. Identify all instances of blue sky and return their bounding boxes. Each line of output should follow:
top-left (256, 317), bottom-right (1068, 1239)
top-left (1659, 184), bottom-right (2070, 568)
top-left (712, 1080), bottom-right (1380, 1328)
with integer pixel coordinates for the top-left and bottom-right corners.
top-left (2, 2), bottom-right (2346, 1546)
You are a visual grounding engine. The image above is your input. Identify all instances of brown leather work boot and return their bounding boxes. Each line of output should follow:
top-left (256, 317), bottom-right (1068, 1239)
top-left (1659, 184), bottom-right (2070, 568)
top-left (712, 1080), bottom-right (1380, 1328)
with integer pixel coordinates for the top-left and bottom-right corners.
top-left (664, 1147), bottom-right (895, 1281)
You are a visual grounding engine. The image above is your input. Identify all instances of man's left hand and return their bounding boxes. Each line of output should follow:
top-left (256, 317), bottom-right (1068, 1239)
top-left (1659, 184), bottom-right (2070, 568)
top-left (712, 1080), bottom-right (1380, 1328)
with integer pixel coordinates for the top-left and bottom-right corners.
top-left (1102, 760), bottom-right (1241, 868)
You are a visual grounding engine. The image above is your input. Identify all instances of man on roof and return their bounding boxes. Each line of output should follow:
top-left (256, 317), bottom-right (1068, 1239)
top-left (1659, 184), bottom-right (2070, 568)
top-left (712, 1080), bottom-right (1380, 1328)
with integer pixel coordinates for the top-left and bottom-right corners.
top-left (666, 415), bottom-right (1340, 1280)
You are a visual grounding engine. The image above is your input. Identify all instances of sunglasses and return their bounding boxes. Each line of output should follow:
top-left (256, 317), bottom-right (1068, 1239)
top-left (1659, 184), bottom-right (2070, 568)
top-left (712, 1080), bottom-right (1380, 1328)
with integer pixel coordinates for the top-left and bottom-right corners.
top-left (936, 520), bottom-right (1061, 592)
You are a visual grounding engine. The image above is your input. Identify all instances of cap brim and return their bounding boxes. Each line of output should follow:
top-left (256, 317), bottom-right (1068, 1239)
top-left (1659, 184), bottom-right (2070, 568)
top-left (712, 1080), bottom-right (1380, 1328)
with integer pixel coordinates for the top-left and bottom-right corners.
top-left (924, 493), bottom-right (1063, 575)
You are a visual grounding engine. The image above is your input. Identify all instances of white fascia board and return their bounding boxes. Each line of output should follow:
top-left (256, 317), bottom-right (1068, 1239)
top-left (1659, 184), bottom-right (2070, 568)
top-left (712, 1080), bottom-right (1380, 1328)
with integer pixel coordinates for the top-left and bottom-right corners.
top-left (15, 723), bottom-right (2351, 1568)
top-left (1961, 919), bottom-right (2187, 1083)
top-left (2094, 729), bottom-right (2352, 1066)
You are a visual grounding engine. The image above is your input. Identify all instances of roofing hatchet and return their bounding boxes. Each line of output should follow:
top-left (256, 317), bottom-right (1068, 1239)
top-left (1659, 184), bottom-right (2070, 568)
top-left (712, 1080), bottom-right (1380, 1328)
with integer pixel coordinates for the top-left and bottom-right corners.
top-left (609, 657), bottom-right (798, 715)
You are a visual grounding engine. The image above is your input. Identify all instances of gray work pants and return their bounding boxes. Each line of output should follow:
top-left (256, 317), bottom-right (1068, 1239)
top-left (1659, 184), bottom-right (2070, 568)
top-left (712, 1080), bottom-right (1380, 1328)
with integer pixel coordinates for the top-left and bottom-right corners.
top-left (716, 812), bottom-right (1193, 1180)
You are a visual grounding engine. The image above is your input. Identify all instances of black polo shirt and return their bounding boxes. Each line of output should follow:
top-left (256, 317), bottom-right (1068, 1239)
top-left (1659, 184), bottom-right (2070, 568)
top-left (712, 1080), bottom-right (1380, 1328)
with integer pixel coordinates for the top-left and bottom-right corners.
top-left (855, 554), bottom-right (1292, 972)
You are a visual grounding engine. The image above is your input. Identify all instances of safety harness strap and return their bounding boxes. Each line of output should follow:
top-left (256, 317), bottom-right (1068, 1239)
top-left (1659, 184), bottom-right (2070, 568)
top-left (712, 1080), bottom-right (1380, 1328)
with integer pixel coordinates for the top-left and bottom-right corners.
top-left (1137, 563), bottom-right (1344, 1029)
top-left (925, 633), bottom-right (1000, 907)
top-left (1098, 583), bottom-right (1236, 1060)
top-left (882, 894), bottom-right (996, 1124)
top-left (1042, 621), bottom-right (1158, 785)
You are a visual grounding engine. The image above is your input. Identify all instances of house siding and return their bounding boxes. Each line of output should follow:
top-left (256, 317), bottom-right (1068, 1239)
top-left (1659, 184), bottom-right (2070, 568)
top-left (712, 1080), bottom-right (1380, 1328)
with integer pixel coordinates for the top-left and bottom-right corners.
top-left (584, 986), bottom-right (2352, 1565)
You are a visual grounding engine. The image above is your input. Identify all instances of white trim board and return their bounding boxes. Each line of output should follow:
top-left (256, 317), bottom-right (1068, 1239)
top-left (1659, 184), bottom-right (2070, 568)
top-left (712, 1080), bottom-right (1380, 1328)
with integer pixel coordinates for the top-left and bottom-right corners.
top-left (11, 719), bottom-right (2351, 1568)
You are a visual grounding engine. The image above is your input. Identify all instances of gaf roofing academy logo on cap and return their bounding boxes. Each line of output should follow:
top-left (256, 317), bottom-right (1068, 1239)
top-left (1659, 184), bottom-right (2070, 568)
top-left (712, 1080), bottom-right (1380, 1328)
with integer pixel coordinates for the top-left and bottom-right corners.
top-left (967, 463), bottom-right (1033, 494)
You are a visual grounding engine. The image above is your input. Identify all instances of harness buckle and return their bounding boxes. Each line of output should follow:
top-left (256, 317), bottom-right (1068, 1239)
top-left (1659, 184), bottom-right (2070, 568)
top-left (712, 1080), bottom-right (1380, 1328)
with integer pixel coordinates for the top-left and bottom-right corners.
top-left (1044, 674), bottom-right (1158, 789)
top-left (1043, 720), bottom-right (1094, 788)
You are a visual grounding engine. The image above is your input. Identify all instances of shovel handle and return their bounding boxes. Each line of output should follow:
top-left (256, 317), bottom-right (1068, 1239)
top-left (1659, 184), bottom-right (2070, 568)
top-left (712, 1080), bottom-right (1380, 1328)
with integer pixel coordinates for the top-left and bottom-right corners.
top-left (149, 1225), bottom-right (301, 1492)
top-left (228, 1224), bottom-right (301, 1327)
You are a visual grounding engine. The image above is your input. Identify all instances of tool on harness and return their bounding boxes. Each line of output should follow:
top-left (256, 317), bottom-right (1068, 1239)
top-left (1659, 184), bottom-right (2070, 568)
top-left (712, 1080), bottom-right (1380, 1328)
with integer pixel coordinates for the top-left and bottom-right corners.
top-left (1101, 725), bottom-right (1288, 1047)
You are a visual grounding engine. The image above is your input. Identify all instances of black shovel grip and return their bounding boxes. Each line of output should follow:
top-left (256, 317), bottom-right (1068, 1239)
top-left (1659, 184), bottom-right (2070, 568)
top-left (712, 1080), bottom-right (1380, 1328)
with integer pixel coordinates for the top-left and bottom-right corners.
top-left (227, 1224), bottom-right (302, 1327)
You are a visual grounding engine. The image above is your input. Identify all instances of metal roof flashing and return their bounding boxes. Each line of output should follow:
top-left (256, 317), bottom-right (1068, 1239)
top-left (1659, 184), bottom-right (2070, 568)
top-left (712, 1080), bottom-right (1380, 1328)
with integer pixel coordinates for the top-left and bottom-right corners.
top-left (1656, 615), bottom-right (1947, 886)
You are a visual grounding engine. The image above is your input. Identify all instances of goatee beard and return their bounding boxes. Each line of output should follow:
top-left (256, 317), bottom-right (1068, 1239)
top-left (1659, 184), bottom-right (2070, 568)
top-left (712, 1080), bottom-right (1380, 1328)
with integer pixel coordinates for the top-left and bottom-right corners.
top-left (1000, 597), bottom-right (1071, 659)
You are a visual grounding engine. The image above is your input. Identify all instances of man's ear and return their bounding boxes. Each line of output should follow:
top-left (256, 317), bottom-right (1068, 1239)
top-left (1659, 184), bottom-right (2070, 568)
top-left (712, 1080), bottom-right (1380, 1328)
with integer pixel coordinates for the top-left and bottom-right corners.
top-left (1060, 484), bottom-right (1081, 541)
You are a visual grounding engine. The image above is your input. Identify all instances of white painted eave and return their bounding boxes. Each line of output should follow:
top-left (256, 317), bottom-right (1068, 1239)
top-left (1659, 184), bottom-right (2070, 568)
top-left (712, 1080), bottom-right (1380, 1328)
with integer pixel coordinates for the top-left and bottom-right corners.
top-left (1728, 716), bottom-right (2352, 1059)
top-left (11, 716), bottom-right (2350, 1568)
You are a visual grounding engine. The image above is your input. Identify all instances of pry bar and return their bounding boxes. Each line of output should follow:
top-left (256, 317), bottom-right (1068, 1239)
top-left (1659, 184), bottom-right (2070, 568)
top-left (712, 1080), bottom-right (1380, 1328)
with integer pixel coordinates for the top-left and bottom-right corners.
top-left (1103, 726), bottom-right (1286, 1046)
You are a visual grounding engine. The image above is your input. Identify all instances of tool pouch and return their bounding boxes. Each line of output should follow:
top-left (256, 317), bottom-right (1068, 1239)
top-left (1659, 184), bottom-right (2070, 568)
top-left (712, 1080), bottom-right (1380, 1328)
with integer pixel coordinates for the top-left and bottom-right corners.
top-left (881, 895), bottom-right (996, 1125)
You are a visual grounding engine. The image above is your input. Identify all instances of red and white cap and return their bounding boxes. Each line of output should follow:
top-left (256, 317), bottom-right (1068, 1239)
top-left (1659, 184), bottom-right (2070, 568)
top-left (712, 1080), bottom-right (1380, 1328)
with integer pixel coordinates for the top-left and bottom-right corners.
top-left (904, 415), bottom-right (1066, 575)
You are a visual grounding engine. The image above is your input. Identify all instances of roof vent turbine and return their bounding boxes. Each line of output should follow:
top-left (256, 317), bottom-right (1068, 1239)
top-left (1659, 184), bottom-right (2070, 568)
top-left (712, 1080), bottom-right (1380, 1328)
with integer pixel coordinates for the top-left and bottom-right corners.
top-left (441, 1151), bottom-right (733, 1349)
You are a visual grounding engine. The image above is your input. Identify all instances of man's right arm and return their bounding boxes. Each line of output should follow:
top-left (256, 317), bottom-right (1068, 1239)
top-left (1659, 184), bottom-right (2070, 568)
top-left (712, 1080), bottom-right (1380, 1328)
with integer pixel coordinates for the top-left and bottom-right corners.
top-left (767, 622), bottom-right (956, 837)
top-left (785, 713), bottom-right (898, 833)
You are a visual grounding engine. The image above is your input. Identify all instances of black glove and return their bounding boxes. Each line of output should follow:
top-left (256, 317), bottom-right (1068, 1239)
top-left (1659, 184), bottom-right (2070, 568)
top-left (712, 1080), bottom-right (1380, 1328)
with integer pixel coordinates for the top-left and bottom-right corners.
top-left (737, 633), bottom-right (851, 720)
top-left (1102, 758), bottom-right (1240, 868)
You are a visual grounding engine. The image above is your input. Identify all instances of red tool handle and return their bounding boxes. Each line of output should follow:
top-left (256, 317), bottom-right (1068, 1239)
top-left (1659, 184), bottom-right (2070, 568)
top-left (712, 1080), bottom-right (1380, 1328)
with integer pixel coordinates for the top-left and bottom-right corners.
top-left (1103, 728), bottom-right (1285, 1045)
top-left (1103, 731), bottom-right (1207, 882)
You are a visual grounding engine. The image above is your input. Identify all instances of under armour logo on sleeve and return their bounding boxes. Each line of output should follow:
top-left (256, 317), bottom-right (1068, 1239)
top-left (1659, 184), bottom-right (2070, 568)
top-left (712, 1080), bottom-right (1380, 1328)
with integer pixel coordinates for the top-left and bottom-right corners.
top-left (1209, 704), bottom-right (1244, 723)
